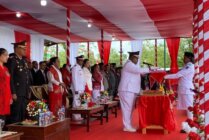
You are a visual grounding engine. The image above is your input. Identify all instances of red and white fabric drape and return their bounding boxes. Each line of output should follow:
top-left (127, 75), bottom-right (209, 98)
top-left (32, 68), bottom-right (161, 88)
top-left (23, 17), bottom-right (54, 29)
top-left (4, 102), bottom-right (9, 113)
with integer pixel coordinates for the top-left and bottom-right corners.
top-left (97, 41), bottom-right (111, 65)
top-left (195, 0), bottom-right (209, 135)
top-left (166, 38), bottom-right (180, 73)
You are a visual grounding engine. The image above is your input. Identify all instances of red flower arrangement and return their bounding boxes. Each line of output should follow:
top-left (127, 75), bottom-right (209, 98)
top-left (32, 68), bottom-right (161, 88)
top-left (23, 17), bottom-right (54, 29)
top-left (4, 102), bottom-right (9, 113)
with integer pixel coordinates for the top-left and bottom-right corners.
top-left (188, 132), bottom-right (201, 140)
top-left (26, 100), bottom-right (48, 117)
top-left (181, 89), bottom-right (206, 140)
top-left (188, 107), bottom-right (193, 112)
top-left (80, 92), bottom-right (91, 104)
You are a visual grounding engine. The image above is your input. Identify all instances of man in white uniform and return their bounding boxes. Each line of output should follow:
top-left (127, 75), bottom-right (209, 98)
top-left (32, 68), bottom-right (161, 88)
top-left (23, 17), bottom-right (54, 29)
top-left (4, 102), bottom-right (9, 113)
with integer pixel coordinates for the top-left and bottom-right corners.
top-left (71, 55), bottom-right (85, 121)
top-left (164, 52), bottom-right (195, 120)
top-left (118, 51), bottom-right (149, 132)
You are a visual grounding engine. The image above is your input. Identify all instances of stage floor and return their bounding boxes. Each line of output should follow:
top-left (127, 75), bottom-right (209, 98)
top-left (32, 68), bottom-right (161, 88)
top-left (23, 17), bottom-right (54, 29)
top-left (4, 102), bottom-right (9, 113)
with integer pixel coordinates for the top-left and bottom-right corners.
top-left (70, 107), bottom-right (187, 140)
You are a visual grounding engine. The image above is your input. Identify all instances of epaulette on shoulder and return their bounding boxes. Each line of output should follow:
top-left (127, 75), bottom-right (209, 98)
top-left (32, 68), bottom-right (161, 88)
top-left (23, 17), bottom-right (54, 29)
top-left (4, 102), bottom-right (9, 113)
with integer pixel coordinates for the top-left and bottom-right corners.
top-left (9, 56), bottom-right (15, 59)
top-left (187, 62), bottom-right (193, 67)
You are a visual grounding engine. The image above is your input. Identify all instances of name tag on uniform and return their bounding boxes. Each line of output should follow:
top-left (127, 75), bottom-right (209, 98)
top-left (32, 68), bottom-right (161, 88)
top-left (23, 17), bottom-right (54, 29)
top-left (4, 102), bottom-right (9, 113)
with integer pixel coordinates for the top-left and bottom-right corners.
top-left (79, 70), bottom-right (82, 75)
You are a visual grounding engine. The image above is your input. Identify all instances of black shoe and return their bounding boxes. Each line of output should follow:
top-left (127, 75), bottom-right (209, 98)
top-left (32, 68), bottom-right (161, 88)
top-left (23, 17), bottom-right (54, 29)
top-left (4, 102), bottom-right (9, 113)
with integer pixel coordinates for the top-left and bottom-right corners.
top-left (180, 130), bottom-right (186, 133)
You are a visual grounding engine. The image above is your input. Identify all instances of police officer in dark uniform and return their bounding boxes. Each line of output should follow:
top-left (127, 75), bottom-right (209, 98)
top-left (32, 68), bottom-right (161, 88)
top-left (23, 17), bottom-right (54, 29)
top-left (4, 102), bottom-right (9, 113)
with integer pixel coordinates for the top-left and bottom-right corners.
top-left (7, 40), bottom-right (30, 123)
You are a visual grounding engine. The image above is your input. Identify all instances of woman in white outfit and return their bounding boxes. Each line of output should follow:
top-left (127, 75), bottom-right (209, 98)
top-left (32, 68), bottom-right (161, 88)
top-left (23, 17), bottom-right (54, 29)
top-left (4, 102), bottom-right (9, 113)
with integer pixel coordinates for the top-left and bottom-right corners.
top-left (82, 59), bottom-right (93, 95)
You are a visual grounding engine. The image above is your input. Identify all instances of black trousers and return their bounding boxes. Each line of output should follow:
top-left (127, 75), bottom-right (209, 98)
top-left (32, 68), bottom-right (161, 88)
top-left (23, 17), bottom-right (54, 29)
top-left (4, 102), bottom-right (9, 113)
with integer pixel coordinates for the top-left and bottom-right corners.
top-left (8, 97), bottom-right (28, 124)
top-left (0, 115), bottom-right (6, 121)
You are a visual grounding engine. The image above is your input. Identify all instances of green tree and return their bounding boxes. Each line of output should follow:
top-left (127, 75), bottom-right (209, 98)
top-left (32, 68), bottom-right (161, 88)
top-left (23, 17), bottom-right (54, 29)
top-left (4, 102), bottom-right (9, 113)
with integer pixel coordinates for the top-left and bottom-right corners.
top-left (178, 38), bottom-right (193, 67)
top-left (44, 38), bottom-right (192, 69)
top-left (141, 40), bottom-right (171, 68)
top-left (58, 43), bottom-right (67, 67)
top-left (141, 38), bottom-right (192, 69)
top-left (78, 43), bottom-right (100, 65)
top-left (109, 48), bottom-right (127, 66)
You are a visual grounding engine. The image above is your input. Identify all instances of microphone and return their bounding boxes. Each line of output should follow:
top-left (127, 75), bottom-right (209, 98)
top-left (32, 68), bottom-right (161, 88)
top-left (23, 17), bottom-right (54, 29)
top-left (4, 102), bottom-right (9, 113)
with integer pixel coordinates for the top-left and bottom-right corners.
top-left (143, 62), bottom-right (153, 66)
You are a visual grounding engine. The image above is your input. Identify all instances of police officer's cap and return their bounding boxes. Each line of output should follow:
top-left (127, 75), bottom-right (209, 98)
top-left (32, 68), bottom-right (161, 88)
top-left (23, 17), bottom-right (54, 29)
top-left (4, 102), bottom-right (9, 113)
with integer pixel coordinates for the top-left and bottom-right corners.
top-left (75, 55), bottom-right (84, 60)
top-left (128, 51), bottom-right (140, 58)
top-left (11, 40), bottom-right (27, 49)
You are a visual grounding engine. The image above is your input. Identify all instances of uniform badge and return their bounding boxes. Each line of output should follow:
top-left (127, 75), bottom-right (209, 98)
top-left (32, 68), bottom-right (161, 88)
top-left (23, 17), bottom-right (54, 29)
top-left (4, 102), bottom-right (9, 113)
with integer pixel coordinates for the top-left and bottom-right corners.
top-left (186, 66), bottom-right (189, 69)
top-left (25, 63), bottom-right (28, 68)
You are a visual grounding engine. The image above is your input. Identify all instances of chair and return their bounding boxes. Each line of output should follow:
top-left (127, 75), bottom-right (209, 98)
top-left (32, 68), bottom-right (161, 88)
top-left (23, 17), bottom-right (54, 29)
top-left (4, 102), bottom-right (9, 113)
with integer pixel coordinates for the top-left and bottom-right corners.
top-left (42, 84), bottom-right (48, 95)
top-left (30, 86), bottom-right (48, 100)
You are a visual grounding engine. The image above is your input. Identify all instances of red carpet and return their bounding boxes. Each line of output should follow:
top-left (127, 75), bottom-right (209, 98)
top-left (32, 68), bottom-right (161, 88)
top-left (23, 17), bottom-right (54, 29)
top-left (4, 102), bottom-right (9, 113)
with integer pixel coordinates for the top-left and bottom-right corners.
top-left (70, 108), bottom-right (187, 140)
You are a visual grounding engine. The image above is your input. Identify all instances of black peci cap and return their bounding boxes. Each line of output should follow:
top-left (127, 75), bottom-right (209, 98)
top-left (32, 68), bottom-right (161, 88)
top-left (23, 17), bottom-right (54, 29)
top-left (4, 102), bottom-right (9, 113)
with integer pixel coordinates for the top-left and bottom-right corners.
top-left (184, 52), bottom-right (194, 58)
top-left (184, 52), bottom-right (194, 63)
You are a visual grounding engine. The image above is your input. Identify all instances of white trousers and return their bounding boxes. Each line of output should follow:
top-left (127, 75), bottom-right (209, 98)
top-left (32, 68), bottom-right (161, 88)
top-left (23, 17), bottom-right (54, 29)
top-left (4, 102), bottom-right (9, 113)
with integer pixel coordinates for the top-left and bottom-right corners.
top-left (72, 91), bottom-right (84, 120)
top-left (177, 94), bottom-right (194, 119)
top-left (119, 92), bottom-right (136, 129)
top-left (177, 94), bottom-right (194, 110)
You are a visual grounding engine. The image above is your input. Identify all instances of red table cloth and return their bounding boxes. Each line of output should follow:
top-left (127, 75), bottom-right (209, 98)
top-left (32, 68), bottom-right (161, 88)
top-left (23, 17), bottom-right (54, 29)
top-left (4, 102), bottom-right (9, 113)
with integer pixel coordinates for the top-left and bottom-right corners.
top-left (138, 95), bottom-right (176, 131)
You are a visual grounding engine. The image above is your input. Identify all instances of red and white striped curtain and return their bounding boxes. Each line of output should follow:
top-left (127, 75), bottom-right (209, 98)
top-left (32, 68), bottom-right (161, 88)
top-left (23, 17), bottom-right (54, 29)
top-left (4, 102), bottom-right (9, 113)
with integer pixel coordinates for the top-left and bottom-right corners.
top-left (194, 0), bottom-right (209, 135)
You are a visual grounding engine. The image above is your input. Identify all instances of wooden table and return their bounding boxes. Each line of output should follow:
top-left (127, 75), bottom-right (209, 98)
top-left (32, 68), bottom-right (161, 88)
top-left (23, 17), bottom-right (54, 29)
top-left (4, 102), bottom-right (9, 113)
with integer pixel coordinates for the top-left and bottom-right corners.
top-left (1, 132), bottom-right (23, 140)
top-left (7, 118), bottom-right (70, 140)
top-left (68, 105), bottom-right (104, 132)
top-left (100, 101), bottom-right (118, 122)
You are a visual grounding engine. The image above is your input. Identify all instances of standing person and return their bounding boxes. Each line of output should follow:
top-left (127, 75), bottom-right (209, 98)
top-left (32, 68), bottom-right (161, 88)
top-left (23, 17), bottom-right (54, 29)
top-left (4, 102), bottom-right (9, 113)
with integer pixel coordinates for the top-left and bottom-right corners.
top-left (7, 41), bottom-right (30, 123)
top-left (61, 64), bottom-right (72, 90)
top-left (118, 51), bottom-right (149, 132)
top-left (71, 55), bottom-right (85, 121)
top-left (27, 61), bottom-right (32, 70)
top-left (36, 61), bottom-right (48, 85)
top-left (82, 59), bottom-right (92, 95)
top-left (0, 48), bottom-right (12, 122)
top-left (115, 67), bottom-right (122, 98)
top-left (27, 61), bottom-right (34, 86)
top-left (92, 64), bottom-right (103, 102)
top-left (109, 63), bottom-right (116, 97)
top-left (61, 64), bottom-right (72, 107)
top-left (47, 57), bottom-right (65, 116)
top-left (100, 64), bottom-right (109, 91)
top-left (164, 52), bottom-right (195, 120)
top-left (31, 61), bottom-right (38, 85)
